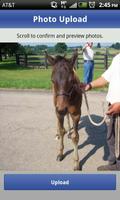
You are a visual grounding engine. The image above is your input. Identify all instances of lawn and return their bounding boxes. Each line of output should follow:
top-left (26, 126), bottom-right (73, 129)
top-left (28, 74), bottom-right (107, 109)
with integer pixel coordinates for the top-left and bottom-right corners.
top-left (0, 58), bottom-right (106, 90)
top-left (0, 60), bottom-right (51, 89)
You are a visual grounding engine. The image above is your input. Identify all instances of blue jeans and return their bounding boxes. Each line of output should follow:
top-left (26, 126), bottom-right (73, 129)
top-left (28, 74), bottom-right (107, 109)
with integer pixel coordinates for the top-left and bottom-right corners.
top-left (83, 60), bottom-right (94, 84)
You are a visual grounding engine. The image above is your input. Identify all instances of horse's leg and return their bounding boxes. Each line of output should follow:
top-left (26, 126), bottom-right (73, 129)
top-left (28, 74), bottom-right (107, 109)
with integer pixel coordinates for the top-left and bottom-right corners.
top-left (56, 113), bottom-right (66, 161)
top-left (66, 114), bottom-right (71, 136)
top-left (71, 113), bottom-right (80, 171)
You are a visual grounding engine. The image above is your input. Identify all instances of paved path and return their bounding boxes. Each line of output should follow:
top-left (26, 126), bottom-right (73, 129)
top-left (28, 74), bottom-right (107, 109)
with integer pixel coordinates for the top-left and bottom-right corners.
top-left (0, 90), bottom-right (109, 172)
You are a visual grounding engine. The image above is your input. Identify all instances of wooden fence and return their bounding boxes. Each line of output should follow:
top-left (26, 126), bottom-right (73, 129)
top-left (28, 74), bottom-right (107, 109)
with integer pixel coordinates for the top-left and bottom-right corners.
top-left (16, 54), bottom-right (48, 69)
top-left (76, 52), bottom-right (110, 70)
top-left (16, 50), bottom-right (116, 70)
top-left (74, 49), bottom-right (115, 70)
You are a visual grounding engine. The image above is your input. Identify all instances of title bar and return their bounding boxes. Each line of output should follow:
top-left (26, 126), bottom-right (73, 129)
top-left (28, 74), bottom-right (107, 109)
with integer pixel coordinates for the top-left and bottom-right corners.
top-left (0, 10), bottom-right (120, 28)
top-left (0, 0), bottom-right (120, 10)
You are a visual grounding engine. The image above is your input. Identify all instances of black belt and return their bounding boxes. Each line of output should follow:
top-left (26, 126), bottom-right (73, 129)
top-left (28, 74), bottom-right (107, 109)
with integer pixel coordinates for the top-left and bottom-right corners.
top-left (84, 60), bottom-right (94, 62)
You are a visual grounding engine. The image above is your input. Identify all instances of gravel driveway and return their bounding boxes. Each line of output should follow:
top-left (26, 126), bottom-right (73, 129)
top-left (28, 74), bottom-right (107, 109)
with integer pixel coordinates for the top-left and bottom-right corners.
top-left (0, 89), bottom-right (109, 172)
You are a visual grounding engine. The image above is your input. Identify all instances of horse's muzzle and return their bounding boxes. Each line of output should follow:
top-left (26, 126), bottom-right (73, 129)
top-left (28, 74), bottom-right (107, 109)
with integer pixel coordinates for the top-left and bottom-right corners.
top-left (56, 107), bottom-right (68, 116)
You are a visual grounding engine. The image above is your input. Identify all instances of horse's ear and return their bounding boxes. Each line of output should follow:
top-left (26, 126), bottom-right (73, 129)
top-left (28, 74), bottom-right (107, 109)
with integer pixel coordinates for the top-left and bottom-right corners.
top-left (69, 49), bottom-right (78, 68)
top-left (45, 50), bottom-right (56, 66)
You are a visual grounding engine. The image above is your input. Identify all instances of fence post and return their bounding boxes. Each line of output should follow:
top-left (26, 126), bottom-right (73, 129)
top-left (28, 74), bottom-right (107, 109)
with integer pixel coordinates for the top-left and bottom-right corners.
top-left (16, 54), bottom-right (20, 65)
top-left (104, 48), bottom-right (108, 70)
top-left (25, 54), bottom-right (28, 66)
top-left (76, 57), bottom-right (79, 69)
top-left (45, 54), bottom-right (48, 69)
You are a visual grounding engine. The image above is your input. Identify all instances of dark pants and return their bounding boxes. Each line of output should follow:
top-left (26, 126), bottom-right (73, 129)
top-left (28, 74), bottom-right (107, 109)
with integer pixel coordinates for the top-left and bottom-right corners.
top-left (83, 60), bottom-right (94, 84)
top-left (107, 114), bottom-right (120, 169)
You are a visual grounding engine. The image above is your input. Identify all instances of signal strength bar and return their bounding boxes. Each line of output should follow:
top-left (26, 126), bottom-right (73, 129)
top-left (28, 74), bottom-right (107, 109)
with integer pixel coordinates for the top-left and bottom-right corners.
top-left (69, 2), bottom-right (77, 9)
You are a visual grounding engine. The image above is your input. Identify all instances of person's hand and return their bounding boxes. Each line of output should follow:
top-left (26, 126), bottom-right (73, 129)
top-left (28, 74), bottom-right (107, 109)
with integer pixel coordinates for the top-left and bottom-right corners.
top-left (79, 83), bottom-right (87, 91)
top-left (85, 43), bottom-right (89, 48)
top-left (85, 83), bottom-right (92, 91)
top-left (106, 103), bottom-right (120, 115)
top-left (79, 83), bottom-right (92, 92)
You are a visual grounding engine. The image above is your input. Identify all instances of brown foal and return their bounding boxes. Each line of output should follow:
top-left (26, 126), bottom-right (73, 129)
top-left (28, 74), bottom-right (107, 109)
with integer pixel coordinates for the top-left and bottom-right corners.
top-left (45, 50), bottom-right (82, 170)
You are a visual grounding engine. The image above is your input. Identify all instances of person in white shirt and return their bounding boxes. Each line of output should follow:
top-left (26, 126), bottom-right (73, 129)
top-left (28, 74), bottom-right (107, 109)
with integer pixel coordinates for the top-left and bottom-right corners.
top-left (85, 53), bottom-right (120, 171)
top-left (82, 42), bottom-right (94, 84)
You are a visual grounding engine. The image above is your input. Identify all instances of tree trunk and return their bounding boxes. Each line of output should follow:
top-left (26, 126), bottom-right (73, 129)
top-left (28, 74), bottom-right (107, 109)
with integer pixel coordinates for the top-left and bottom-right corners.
top-left (0, 49), bottom-right (2, 62)
top-left (4, 54), bottom-right (7, 59)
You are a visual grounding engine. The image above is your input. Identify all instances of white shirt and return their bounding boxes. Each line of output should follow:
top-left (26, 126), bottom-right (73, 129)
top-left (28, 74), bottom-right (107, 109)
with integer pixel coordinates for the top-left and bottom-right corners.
top-left (83, 46), bottom-right (94, 60)
top-left (102, 53), bottom-right (120, 104)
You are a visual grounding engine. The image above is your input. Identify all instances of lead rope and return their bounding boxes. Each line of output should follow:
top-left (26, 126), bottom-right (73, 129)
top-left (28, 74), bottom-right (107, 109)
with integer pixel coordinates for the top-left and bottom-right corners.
top-left (55, 87), bottom-right (108, 141)
top-left (83, 91), bottom-right (107, 126)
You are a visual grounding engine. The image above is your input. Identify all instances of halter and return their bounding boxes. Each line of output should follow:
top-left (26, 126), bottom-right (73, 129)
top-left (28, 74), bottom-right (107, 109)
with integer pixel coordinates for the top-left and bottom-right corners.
top-left (56, 84), bottom-right (75, 98)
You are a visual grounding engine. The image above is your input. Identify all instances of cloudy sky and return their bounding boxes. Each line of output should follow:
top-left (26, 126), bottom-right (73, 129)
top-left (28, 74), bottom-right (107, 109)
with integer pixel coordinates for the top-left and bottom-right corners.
top-left (21, 42), bottom-right (112, 47)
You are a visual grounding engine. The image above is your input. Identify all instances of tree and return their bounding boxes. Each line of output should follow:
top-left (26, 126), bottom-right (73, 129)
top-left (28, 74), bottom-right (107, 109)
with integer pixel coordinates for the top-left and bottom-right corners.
top-left (5, 43), bottom-right (21, 57)
top-left (97, 43), bottom-right (101, 48)
top-left (55, 43), bottom-right (67, 53)
top-left (0, 43), bottom-right (26, 62)
top-left (111, 43), bottom-right (120, 49)
top-left (23, 45), bottom-right (48, 54)
top-left (0, 44), bottom-right (4, 61)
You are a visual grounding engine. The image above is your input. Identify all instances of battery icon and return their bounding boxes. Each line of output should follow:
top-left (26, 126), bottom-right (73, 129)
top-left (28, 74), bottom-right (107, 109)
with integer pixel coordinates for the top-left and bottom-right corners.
top-left (78, 1), bottom-right (88, 8)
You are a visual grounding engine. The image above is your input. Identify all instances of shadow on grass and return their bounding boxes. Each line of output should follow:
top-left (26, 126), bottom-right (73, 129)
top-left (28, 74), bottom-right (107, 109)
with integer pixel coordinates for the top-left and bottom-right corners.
top-left (0, 61), bottom-right (31, 70)
top-left (63, 114), bottom-right (109, 170)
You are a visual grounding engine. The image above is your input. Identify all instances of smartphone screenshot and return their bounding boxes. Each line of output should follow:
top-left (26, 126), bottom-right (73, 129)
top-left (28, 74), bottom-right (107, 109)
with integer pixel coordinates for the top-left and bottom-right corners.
top-left (0, 0), bottom-right (120, 198)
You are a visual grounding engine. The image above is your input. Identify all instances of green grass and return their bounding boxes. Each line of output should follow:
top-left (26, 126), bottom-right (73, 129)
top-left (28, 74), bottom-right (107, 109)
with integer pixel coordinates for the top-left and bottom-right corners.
top-left (0, 59), bottom-right (105, 89)
top-left (0, 47), bottom-right (118, 90)
top-left (0, 61), bottom-right (52, 89)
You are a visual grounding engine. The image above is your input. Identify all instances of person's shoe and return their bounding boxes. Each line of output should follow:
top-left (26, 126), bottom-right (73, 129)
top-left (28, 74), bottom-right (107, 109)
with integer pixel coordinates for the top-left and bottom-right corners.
top-left (97, 164), bottom-right (118, 171)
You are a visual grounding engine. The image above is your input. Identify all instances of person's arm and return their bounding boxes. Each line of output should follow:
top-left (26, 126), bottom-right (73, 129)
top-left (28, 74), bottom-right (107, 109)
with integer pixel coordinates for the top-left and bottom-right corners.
top-left (85, 76), bottom-right (108, 91)
top-left (85, 54), bottom-right (115, 91)
top-left (107, 103), bottom-right (120, 115)
top-left (82, 44), bottom-right (88, 52)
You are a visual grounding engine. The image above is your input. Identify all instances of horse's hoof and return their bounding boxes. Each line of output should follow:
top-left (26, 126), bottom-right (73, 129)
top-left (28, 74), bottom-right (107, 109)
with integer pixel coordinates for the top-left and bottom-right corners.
top-left (73, 165), bottom-right (80, 171)
top-left (56, 155), bottom-right (64, 162)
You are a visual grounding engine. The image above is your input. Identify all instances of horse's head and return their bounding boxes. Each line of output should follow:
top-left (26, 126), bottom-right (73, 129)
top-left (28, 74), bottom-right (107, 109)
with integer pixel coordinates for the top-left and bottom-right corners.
top-left (45, 49), bottom-right (78, 115)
